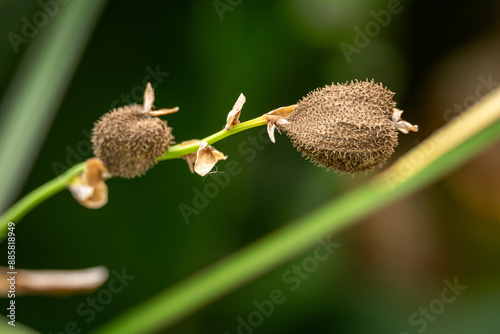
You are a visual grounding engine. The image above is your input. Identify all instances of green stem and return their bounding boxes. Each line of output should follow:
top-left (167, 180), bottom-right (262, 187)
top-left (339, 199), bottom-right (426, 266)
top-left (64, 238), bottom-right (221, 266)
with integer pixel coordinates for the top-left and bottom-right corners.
top-left (158, 116), bottom-right (268, 160)
top-left (0, 162), bottom-right (85, 238)
top-left (0, 116), bottom-right (269, 240)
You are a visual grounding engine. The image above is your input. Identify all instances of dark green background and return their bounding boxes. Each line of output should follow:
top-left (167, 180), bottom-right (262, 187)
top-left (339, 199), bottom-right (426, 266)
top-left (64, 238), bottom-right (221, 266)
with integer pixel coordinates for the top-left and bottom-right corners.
top-left (1, 0), bottom-right (500, 333)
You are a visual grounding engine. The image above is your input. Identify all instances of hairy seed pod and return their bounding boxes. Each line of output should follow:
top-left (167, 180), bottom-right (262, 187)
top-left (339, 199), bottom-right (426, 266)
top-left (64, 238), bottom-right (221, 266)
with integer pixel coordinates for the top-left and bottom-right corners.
top-left (91, 104), bottom-right (173, 178)
top-left (278, 80), bottom-right (400, 174)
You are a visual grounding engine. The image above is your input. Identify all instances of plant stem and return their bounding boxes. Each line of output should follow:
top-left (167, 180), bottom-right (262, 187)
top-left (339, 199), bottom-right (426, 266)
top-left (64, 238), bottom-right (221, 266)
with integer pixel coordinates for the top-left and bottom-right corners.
top-left (0, 162), bottom-right (85, 239)
top-left (158, 115), bottom-right (268, 160)
top-left (0, 116), bottom-right (270, 240)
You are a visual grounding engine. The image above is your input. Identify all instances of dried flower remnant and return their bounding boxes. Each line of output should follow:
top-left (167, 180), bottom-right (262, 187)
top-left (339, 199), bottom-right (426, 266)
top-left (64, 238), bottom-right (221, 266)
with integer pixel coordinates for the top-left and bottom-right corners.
top-left (277, 80), bottom-right (418, 174)
top-left (392, 108), bottom-right (419, 134)
top-left (263, 105), bottom-right (295, 143)
top-left (194, 141), bottom-right (227, 177)
top-left (225, 93), bottom-right (246, 131)
top-left (68, 158), bottom-right (109, 209)
top-left (180, 139), bottom-right (201, 173)
top-left (91, 83), bottom-right (178, 178)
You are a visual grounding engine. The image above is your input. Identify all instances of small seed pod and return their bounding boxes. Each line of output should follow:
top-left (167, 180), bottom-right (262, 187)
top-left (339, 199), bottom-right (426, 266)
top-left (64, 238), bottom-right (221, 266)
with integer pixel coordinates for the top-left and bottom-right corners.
top-left (91, 83), bottom-right (178, 178)
top-left (277, 80), bottom-right (418, 174)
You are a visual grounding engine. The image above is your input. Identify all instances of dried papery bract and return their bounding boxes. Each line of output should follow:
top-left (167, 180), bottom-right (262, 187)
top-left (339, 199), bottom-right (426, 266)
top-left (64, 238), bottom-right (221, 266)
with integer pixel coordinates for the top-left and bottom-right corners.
top-left (194, 141), bottom-right (227, 177)
top-left (277, 80), bottom-right (418, 174)
top-left (225, 93), bottom-right (246, 131)
top-left (180, 139), bottom-right (201, 173)
top-left (91, 83), bottom-right (178, 178)
top-left (393, 108), bottom-right (419, 134)
top-left (69, 158), bottom-right (109, 209)
top-left (264, 105), bottom-right (295, 143)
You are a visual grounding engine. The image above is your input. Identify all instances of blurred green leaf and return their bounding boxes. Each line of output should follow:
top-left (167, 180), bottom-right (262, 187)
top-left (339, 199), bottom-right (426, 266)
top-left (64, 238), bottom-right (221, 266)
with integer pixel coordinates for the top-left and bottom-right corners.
top-left (0, 0), bottom-right (108, 213)
top-left (0, 320), bottom-right (40, 334)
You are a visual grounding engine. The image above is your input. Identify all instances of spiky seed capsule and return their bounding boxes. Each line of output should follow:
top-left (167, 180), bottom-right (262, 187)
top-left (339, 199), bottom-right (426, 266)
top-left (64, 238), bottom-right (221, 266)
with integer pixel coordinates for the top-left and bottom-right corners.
top-left (91, 104), bottom-right (173, 178)
top-left (278, 80), bottom-right (399, 174)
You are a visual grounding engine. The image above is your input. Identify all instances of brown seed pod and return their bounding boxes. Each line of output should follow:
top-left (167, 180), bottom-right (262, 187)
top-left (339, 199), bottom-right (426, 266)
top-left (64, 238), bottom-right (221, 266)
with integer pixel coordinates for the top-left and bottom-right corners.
top-left (277, 80), bottom-right (416, 174)
top-left (91, 103), bottom-right (173, 178)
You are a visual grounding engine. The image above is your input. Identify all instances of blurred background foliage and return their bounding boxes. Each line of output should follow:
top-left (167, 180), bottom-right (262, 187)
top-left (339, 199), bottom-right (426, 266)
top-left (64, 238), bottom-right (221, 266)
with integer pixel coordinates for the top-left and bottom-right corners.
top-left (1, 0), bottom-right (500, 333)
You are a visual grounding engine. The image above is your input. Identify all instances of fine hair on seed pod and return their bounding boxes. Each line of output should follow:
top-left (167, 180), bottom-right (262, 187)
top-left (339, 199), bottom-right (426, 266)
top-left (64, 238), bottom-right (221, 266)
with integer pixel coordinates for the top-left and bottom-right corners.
top-left (91, 104), bottom-right (173, 178)
top-left (278, 80), bottom-right (399, 174)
